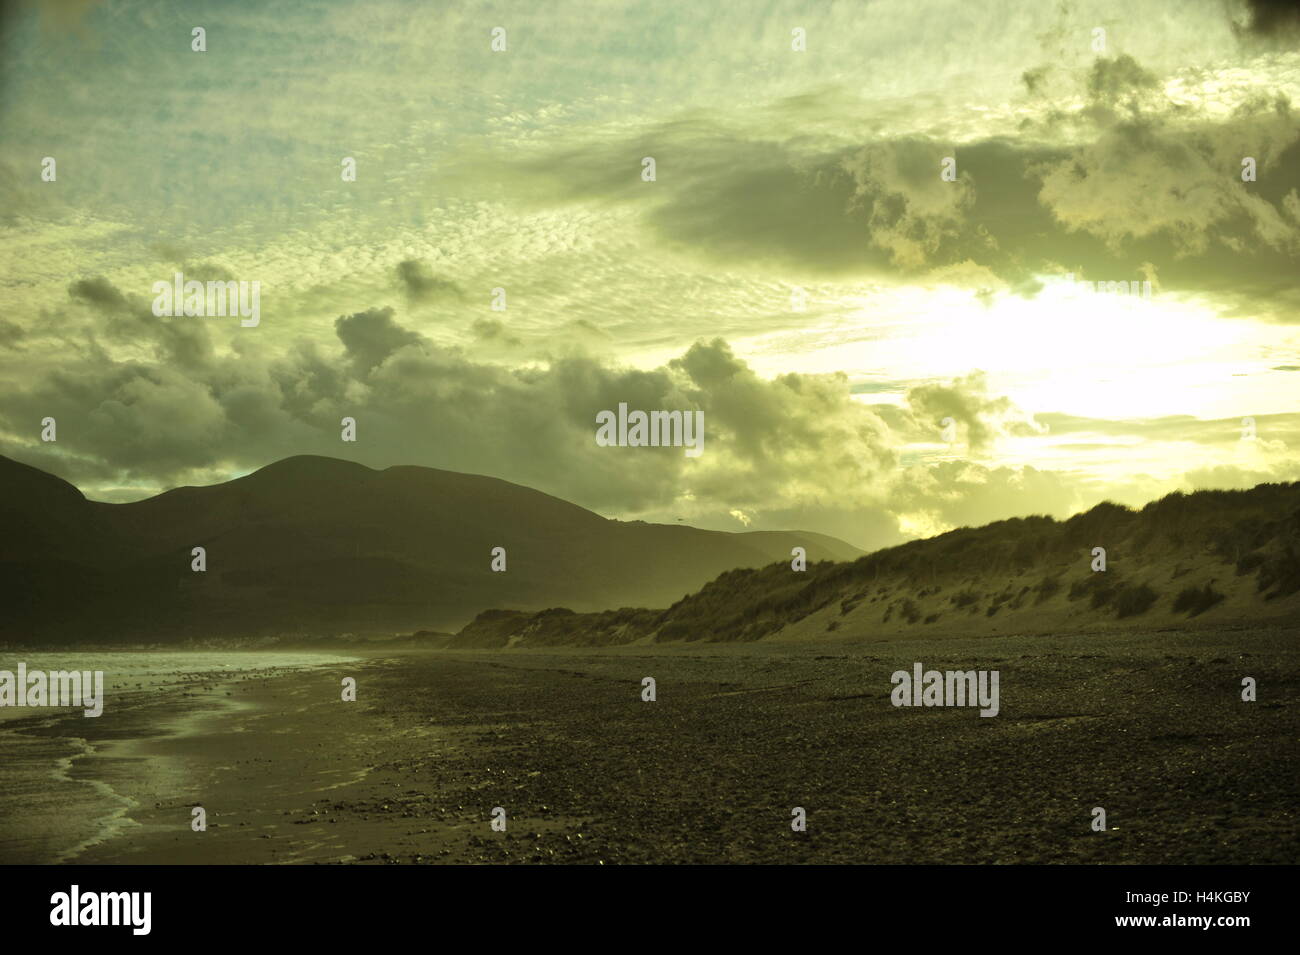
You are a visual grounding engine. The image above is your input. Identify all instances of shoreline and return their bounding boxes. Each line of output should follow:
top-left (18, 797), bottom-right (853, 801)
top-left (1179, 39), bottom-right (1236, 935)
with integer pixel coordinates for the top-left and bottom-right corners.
top-left (0, 653), bottom-right (367, 864)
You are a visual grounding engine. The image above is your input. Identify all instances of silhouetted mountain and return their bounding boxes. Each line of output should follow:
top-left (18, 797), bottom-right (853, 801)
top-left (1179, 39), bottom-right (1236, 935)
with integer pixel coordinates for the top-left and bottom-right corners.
top-left (450, 483), bottom-right (1300, 647)
top-left (0, 454), bottom-right (858, 644)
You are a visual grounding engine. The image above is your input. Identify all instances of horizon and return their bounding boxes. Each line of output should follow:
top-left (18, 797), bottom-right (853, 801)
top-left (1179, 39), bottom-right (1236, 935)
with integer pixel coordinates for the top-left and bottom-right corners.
top-left (8, 447), bottom-right (1297, 556)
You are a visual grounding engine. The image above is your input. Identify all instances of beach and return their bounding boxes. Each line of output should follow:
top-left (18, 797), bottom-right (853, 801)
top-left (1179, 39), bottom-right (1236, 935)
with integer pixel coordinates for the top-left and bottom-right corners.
top-left (1, 629), bottom-right (1296, 865)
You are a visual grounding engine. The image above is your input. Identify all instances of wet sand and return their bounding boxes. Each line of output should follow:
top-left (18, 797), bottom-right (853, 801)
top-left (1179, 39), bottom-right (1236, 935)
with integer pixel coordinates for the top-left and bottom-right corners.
top-left (4, 626), bottom-right (1298, 864)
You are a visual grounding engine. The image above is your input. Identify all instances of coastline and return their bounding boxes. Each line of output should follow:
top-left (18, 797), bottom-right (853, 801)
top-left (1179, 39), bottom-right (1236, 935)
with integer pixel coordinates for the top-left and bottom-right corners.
top-left (0, 653), bottom-right (365, 864)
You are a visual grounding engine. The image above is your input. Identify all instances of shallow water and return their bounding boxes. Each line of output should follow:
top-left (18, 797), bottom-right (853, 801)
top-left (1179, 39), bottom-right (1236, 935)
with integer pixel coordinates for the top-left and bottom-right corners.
top-left (0, 651), bottom-right (357, 863)
top-left (0, 651), bottom-right (357, 722)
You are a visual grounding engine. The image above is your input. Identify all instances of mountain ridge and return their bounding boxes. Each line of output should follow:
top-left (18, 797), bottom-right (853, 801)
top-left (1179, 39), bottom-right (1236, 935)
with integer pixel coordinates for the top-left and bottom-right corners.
top-left (0, 453), bottom-right (859, 644)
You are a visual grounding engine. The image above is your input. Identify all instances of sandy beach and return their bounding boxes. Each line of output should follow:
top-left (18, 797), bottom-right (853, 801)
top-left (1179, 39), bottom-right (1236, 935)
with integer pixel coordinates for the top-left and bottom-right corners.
top-left (2, 627), bottom-right (1296, 865)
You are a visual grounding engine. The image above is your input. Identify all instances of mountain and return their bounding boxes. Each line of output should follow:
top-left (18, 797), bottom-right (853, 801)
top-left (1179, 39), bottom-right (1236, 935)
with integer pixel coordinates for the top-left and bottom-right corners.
top-left (449, 483), bottom-right (1300, 647)
top-left (0, 454), bottom-right (858, 644)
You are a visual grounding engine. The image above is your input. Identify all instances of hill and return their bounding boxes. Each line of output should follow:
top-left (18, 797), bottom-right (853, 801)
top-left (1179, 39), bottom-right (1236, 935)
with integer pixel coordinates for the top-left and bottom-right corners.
top-left (0, 454), bottom-right (858, 644)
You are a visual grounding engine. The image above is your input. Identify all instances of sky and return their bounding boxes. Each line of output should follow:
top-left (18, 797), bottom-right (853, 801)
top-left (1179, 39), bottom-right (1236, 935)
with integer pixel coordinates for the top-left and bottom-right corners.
top-left (1, 0), bottom-right (1299, 550)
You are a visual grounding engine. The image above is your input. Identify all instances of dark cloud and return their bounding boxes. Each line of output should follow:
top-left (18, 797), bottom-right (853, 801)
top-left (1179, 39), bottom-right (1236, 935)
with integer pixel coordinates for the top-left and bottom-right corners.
top-left (186, 260), bottom-right (237, 283)
top-left (1021, 66), bottom-right (1049, 96)
top-left (68, 276), bottom-right (128, 311)
top-left (334, 306), bottom-right (423, 374)
top-left (395, 259), bottom-right (462, 303)
top-left (470, 317), bottom-right (521, 346)
top-left (1237, 0), bottom-right (1300, 39)
top-left (1085, 54), bottom-right (1159, 108)
top-left (0, 317), bottom-right (26, 348)
top-left (69, 275), bottom-right (213, 369)
top-left (906, 372), bottom-right (1044, 451)
top-left (493, 63), bottom-right (1299, 319)
top-left (0, 295), bottom-right (898, 535)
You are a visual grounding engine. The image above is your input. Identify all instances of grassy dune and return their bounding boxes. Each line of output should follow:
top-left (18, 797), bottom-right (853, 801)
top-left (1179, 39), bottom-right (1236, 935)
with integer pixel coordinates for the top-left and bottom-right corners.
top-left (452, 484), bottom-right (1300, 647)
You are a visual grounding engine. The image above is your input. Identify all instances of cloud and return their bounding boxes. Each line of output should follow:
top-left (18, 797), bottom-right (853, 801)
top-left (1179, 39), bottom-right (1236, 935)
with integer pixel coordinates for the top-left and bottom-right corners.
top-left (395, 260), bottom-right (462, 303)
top-left (470, 317), bottom-right (521, 346)
top-left (1235, 0), bottom-right (1300, 41)
top-left (903, 371), bottom-right (1046, 452)
top-left (1034, 94), bottom-right (1300, 259)
top-left (1085, 54), bottom-right (1159, 109)
top-left (0, 279), bottom-right (983, 542)
top-left (839, 140), bottom-right (977, 271)
top-left (68, 275), bottom-right (214, 370)
top-left (334, 307), bottom-right (424, 375)
top-left (67, 275), bottom-right (127, 310)
top-left (475, 55), bottom-right (1299, 319)
top-left (0, 318), bottom-right (25, 347)
top-left (728, 508), bottom-right (752, 527)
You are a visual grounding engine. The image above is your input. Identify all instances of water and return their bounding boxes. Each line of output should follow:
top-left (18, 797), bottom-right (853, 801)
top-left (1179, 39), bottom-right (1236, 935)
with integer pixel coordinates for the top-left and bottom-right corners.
top-left (0, 650), bottom-right (356, 722)
top-left (0, 650), bottom-right (357, 863)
